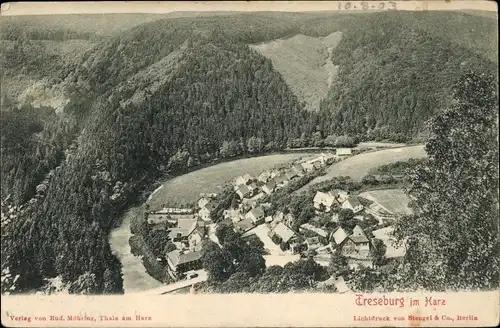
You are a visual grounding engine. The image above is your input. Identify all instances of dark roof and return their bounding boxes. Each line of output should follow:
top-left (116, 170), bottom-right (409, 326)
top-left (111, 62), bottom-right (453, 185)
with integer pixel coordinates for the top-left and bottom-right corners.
top-left (248, 206), bottom-right (264, 218)
top-left (235, 218), bottom-right (255, 232)
top-left (350, 235), bottom-right (369, 244)
top-left (237, 185), bottom-right (251, 196)
top-left (167, 250), bottom-right (202, 267)
top-left (346, 196), bottom-right (362, 208)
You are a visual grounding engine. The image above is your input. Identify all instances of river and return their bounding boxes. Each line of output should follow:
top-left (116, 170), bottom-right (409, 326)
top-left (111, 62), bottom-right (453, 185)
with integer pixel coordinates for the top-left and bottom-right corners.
top-left (109, 207), bottom-right (163, 293)
top-left (109, 152), bottom-right (319, 292)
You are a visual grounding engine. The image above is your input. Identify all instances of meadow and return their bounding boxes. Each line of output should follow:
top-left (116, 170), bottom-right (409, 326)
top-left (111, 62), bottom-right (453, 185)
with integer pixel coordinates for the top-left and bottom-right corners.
top-left (148, 153), bottom-right (316, 209)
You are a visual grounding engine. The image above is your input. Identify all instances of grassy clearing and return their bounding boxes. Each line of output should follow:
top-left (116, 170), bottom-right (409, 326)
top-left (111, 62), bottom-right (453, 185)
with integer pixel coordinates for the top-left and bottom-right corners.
top-left (148, 153), bottom-right (315, 209)
top-left (359, 189), bottom-right (412, 215)
top-left (305, 145), bottom-right (426, 186)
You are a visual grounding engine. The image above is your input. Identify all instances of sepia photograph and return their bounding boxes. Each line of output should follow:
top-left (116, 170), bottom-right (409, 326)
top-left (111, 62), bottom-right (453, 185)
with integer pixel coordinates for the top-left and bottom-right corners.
top-left (1, 1), bottom-right (498, 327)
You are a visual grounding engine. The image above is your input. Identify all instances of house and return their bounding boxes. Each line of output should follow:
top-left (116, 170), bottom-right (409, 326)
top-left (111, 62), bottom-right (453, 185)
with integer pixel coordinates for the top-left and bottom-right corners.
top-left (262, 180), bottom-right (277, 195)
top-left (197, 197), bottom-right (211, 209)
top-left (166, 249), bottom-right (203, 274)
top-left (301, 162), bottom-right (315, 172)
top-left (264, 216), bottom-right (273, 223)
top-left (274, 174), bottom-right (288, 186)
top-left (330, 226), bottom-right (349, 247)
top-left (245, 206), bottom-right (265, 225)
top-left (258, 171), bottom-right (271, 183)
top-left (342, 196), bottom-right (364, 213)
top-left (236, 185), bottom-right (252, 199)
top-left (270, 222), bottom-right (296, 244)
top-left (292, 164), bottom-right (304, 176)
top-left (313, 191), bottom-right (337, 212)
top-left (299, 223), bottom-right (328, 238)
top-left (336, 148), bottom-right (352, 156)
top-left (234, 218), bottom-right (255, 233)
top-left (330, 225), bottom-right (370, 258)
top-left (168, 218), bottom-right (205, 250)
top-left (270, 169), bottom-right (281, 178)
top-left (248, 183), bottom-right (258, 192)
top-left (305, 236), bottom-right (322, 251)
top-left (234, 174), bottom-right (252, 186)
top-left (331, 213), bottom-right (340, 223)
top-left (198, 200), bottom-right (216, 222)
top-left (349, 225), bottom-right (370, 257)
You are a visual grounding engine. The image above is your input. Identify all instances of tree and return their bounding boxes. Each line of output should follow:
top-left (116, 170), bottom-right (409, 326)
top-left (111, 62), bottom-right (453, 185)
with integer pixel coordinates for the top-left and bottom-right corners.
top-left (328, 252), bottom-right (349, 278)
top-left (310, 131), bottom-right (323, 147)
top-left (324, 135), bottom-right (337, 147)
top-left (68, 272), bottom-right (99, 295)
top-left (201, 240), bottom-right (233, 282)
top-left (334, 135), bottom-right (356, 147)
top-left (246, 136), bottom-right (264, 154)
top-left (338, 208), bottom-right (356, 231)
top-left (394, 71), bottom-right (499, 291)
top-left (370, 238), bottom-right (387, 268)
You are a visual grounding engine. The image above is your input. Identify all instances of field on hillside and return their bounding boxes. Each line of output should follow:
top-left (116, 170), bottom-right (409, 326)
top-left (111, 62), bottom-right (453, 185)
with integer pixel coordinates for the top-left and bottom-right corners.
top-left (359, 189), bottom-right (412, 215)
top-left (304, 145), bottom-right (427, 188)
top-left (250, 32), bottom-right (342, 111)
top-left (148, 153), bottom-right (315, 209)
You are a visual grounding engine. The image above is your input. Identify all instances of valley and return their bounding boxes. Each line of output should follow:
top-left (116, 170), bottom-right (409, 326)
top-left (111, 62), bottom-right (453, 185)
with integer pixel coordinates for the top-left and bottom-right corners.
top-left (1, 9), bottom-right (498, 296)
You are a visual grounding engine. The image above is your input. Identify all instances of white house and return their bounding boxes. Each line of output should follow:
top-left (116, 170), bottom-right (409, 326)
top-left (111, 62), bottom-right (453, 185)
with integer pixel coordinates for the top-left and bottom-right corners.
top-left (198, 200), bottom-right (215, 222)
top-left (258, 171), bottom-right (271, 183)
top-left (301, 162), bottom-right (315, 172)
top-left (245, 206), bottom-right (265, 225)
top-left (236, 185), bottom-right (252, 199)
top-left (342, 196), bottom-right (364, 214)
top-left (234, 174), bottom-right (252, 186)
top-left (197, 197), bottom-right (210, 209)
top-left (262, 180), bottom-right (276, 195)
top-left (313, 191), bottom-right (337, 212)
top-left (350, 225), bottom-right (370, 256)
top-left (336, 148), bottom-right (352, 156)
top-left (271, 222), bottom-right (296, 243)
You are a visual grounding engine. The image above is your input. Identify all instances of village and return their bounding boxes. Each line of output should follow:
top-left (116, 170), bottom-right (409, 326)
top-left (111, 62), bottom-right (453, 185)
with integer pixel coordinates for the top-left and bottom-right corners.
top-left (141, 147), bottom-right (408, 293)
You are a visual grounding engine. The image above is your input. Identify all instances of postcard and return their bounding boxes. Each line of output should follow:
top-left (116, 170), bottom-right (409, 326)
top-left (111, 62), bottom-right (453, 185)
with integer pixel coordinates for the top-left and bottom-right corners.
top-left (1, 1), bottom-right (498, 327)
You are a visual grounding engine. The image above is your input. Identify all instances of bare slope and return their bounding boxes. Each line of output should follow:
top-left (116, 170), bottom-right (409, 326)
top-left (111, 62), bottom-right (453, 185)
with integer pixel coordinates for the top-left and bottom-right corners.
top-left (250, 32), bottom-right (342, 111)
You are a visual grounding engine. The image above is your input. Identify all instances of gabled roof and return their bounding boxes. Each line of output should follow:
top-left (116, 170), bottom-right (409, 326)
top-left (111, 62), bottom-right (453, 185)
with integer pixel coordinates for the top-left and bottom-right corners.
top-left (292, 164), bottom-right (304, 173)
top-left (264, 179), bottom-right (276, 189)
top-left (350, 225), bottom-right (369, 244)
top-left (177, 218), bottom-right (198, 231)
top-left (313, 191), bottom-right (336, 207)
top-left (345, 196), bottom-right (362, 208)
top-left (166, 250), bottom-right (202, 267)
top-left (273, 222), bottom-right (295, 243)
top-left (274, 175), bottom-right (288, 184)
top-left (237, 185), bottom-right (251, 196)
top-left (202, 199), bottom-right (216, 211)
top-left (306, 236), bottom-right (321, 245)
top-left (331, 227), bottom-right (349, 245)
top-left (247, 206), bottom-right (264, 219)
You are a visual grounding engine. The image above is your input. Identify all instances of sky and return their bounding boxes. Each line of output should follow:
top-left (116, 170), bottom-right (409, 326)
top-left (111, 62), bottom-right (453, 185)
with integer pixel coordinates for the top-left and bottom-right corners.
top-left (1, 1), bottom-right (497, 16)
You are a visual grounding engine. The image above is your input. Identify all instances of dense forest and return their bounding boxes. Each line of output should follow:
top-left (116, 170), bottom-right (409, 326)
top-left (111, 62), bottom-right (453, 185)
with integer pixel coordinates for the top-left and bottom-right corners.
top-left (1, 11), bottom-right (498, 294)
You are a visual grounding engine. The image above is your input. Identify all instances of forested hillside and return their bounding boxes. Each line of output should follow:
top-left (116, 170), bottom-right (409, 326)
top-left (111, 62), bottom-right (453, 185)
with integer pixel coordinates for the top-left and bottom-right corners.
top-left (315, 12), bottom-right (497, 141)
top-left (1, 34), bottom-right (311, 294)
top-left (1, 10), bottom-right (497, 294)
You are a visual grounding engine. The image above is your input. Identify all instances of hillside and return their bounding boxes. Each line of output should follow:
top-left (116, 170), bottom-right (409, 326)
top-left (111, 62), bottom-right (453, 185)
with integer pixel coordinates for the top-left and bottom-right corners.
top-left (250, 32), bottom-right (342, 111)
top-left (1, 34), bottom-right (311, 294)
top-left (1, 10), bottom-right (497, 294)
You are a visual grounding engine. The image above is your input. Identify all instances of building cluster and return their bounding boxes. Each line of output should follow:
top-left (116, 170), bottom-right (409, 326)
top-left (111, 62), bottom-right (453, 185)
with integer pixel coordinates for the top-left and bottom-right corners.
top-left (143, 150), bottom-right (388, 279)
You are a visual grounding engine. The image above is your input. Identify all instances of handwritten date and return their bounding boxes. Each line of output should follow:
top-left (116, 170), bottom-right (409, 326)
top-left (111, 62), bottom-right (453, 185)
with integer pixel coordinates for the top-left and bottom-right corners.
top-left (338, 1), bottom-right (397, 11)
